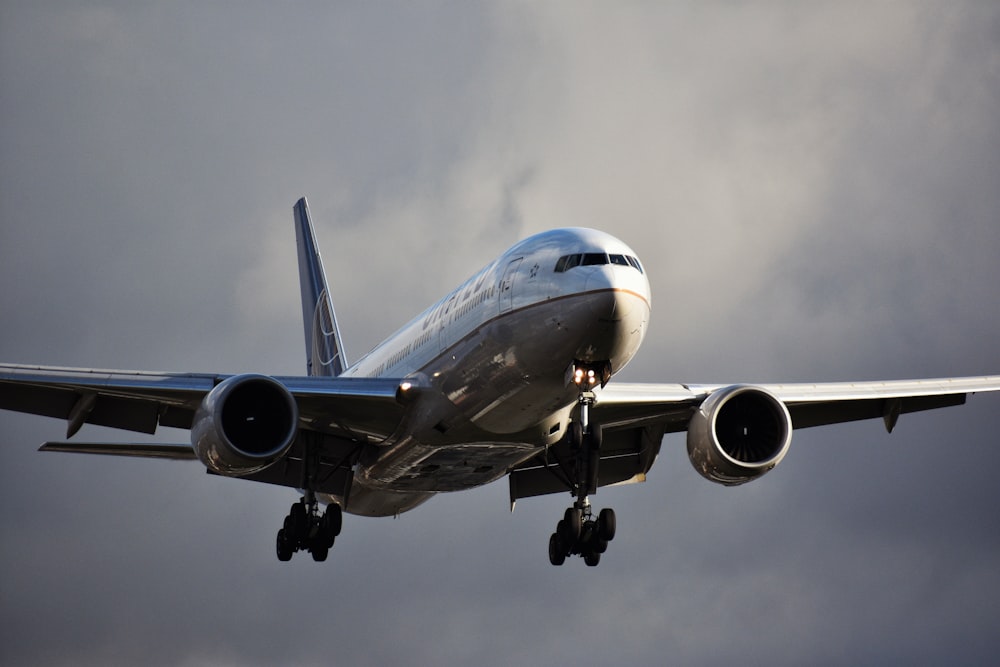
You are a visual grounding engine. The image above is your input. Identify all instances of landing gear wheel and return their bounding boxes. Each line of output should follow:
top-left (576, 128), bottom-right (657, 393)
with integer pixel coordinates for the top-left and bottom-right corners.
top-left (289, 501), bottom-right (308, 536)
top-left (598, 508), bottom-right (616, 542)
top-left (583, 551), bottom-right (601, 567)
top-left (549, 533), bottom-right (567, 566)
top-left (276, 528), bottom-right (293, 562)
top-left (563, 507), bottom-right (582, 544)
top-left (322, 504), bottom-right (343, 538)
top-left (277, 497), bottom-right (345, 562)
top-left (318, 530), bottom-right (336, 551)
top-left (318, 504), bottom-right (342, 548)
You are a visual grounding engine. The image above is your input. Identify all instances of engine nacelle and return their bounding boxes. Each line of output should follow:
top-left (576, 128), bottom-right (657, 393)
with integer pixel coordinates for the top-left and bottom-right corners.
top-left (191, 374), bottom-right (299, 475)
top-left (687, 384), bottom-right (792, 486)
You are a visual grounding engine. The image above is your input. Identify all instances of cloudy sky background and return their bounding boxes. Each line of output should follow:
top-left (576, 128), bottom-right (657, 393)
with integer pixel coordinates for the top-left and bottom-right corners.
top-left (2, 3), bottom-right (999, 665)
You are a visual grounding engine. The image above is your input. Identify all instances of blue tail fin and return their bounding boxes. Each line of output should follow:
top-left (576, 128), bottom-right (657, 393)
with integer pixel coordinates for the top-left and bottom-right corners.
top-left (293, 197), bottom-right (348, 377)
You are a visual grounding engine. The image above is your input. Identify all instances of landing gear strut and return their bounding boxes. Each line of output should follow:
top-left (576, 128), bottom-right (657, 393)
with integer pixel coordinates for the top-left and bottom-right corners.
top-left (276, 491), bottom-right (343, 562)
top-left (549, 363), bottom-right (617, 566)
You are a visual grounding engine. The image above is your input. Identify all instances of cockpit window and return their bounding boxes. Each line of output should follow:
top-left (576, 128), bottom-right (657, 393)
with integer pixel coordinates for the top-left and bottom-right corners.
top-left (554, 254), bottom-right (581, 272)
top-left (554, 252), bottom-right (644, 274)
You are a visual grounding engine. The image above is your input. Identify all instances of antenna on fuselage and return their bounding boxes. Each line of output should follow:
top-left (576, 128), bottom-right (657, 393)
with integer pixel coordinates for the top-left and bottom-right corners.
top-left (293, 197), bottom-right (348, 377)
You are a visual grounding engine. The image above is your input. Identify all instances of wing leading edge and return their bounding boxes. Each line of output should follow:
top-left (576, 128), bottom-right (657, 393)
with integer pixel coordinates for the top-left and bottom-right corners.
top-left (0, 363), bottom-right (409, 443)
top-left (508, 375), bottom-right (1000, 502)
top-left (591, 375), bottom-right (1000, 433)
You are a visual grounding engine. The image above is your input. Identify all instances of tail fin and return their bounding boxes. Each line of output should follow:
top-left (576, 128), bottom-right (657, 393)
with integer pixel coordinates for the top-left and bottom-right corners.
top-left (293, 197), bottom-right (348, 377)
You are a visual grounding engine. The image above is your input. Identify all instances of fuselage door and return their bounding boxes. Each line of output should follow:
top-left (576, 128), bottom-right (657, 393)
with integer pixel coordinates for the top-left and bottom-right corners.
top-left (499, 258), bottom-right (522, 313)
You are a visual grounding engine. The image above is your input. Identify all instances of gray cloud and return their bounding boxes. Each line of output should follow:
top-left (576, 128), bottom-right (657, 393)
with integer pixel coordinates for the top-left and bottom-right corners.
top-left (2, 3), bottom-right (999, 666)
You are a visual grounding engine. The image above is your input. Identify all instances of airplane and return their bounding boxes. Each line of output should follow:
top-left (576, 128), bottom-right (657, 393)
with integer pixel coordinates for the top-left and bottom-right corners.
top-left (2, 197), bottom-right (999, 566)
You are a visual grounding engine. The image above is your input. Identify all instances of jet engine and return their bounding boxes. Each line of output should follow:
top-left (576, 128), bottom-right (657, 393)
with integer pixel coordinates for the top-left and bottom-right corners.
top-left (687, 384), bottom-right (792, 486)
top-left (191, 374), bottom-right (299, 475)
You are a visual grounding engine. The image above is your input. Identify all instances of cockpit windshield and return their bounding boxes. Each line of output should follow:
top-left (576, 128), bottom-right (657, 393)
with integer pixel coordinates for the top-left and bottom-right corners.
top-left (554, 252), bottom-right (643, 274)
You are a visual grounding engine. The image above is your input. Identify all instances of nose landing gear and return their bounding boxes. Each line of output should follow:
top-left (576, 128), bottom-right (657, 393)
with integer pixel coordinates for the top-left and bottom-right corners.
top-left (549, 362), bottom-right (617, 566)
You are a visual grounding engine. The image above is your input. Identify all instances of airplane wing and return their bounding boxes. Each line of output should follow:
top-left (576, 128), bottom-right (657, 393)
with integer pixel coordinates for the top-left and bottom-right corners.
top-left (0, 362), bottom-right (407, 444)
top-left (6, 363), bottom-right (1000, 502)
top-left (0, 363), bottom-right (411, 497)
top-left (508, 375), bottom-right (1000, 503)
top-left (592, 376), bottom-right (1000, 432)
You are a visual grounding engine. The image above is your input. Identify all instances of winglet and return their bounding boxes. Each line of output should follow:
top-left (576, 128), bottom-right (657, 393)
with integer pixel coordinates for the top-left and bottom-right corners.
top-left (293, 197), bottom-right (348, 377)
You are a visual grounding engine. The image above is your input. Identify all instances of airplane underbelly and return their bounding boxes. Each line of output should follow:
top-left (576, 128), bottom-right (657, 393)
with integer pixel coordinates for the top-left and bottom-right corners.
top-left (347, 289), bottom-right (648, 508)
top-left (319, 486), bottom-right (435, 518)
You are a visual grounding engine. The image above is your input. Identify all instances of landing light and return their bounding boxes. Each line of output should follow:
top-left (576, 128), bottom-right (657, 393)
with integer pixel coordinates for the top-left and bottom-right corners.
top-left (573, 368), bottom-right (598, 387)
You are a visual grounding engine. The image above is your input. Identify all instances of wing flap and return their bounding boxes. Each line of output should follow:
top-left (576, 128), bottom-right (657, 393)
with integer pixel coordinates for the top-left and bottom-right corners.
top-left (1, 364), bottom-right (216, 435)
top-left (788, 393), bottom-right (966, 430)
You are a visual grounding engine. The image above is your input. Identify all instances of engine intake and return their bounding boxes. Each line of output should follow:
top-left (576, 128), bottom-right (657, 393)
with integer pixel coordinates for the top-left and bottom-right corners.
top-left (191, 374), bottom-right (299, 475)
top-left (687, 384), bottom-right (792, 486)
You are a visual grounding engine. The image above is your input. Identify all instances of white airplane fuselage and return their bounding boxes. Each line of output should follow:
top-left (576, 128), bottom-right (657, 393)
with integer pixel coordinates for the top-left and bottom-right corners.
top-left (332, 228), bottom-right (651, 516)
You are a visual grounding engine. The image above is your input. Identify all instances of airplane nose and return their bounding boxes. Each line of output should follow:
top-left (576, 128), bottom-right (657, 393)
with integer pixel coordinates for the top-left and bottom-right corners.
top-left (579, 265), bottom-right (650, 373)
top-left (585, 266), bottom-right (647, 319)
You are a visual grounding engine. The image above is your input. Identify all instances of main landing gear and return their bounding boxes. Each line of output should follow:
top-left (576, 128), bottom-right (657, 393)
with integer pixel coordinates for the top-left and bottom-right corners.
top-left (548, 364), bottom-right (617, 566)
top-left (276, 491), bottom-right (342, 562)
top-left (549, 501), bottom-right (617, 567)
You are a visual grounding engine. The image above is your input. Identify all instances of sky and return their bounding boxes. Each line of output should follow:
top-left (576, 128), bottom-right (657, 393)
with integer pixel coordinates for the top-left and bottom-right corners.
top-left (1, 2), bottom-right (999, 665)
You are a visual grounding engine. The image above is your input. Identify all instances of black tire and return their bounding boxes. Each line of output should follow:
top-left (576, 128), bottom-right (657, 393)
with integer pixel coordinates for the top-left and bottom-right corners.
top-left (311, 546), bottom-right (329, 562)
top-left (583, 550), bottom-right (601, 567)
top-left (548, 533), bottom-right (566, 566)
top-left (598, 507), bottom-right (616, 541)
top-left (563, 507), bottom-right (582, 544)
top-left (323, 504), bottom-right (343, 537)
top-left (289, 502), bottom-right (308, 537)
top-left (592, 537), bottom-right (608, 554)
top-left (276, 529), bottom-right (293, 562)
top-left (320, 532), bottom-right (336, 550)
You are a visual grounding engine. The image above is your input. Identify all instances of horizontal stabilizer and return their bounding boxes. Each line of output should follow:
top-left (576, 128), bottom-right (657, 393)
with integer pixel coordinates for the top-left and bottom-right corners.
top-left (40, 442), bottom-right (197, 460)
